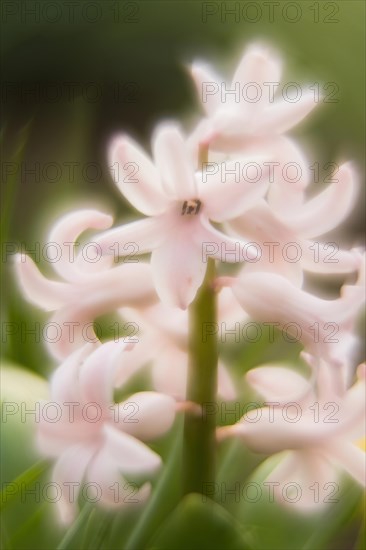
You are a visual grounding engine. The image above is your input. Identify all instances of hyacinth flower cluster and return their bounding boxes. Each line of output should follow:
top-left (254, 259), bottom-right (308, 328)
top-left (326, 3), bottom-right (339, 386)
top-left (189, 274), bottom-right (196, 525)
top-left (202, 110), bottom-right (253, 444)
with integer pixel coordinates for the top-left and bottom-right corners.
top-left (16, 43), bottom-right (365, 526)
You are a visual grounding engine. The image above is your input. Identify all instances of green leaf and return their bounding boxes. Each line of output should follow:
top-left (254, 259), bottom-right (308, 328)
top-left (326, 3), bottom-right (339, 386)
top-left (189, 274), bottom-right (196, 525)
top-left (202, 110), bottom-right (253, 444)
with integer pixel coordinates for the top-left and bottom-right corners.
top-left (56, 503), bottom-right (94, 550)
top-left (124, 420), bottom-right (183, 550)
top-left (147, 493), bottom-right (252, 550)
top-left (0, 460), bottom-right (49, 511)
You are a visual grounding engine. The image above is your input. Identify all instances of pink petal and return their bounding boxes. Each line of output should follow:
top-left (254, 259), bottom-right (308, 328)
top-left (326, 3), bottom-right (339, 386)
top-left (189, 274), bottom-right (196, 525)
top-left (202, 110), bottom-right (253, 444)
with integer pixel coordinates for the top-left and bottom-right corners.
top-left (232, 271), bottom-right (364, 362)
top-left (301, 241), bottom-right (361, 275)
top-left (233, 406), bottom-right (341, 454)
top-left (246, 366), bottom-right (314, 404)
top-left (86, 448), bottom-right (151, 508)
top-left (108, 134), bottom-right (168, 215)
top-left (46, 263), bottom-right (157, 360)
top-left (284, 163), bottom-right (358, 238)
top-left (14, 254), bottom-right (70, 311)
top-left (218, 286), bottom-right (248, 326)
top-left (114, 391), bottom-right (176, 440)
top-left (151, 223), bottom-right (207, 309)
top-left (48, 209), bottom-right (113, 281)
top-left (114, 337), bottom-right (156, 388)
top-left (232, 44), bottom-right (282, 106)
top-left (265, 450), bottom-right (339, 512)
top-left (198, 216), bottom-right (261, 263)
top-left (198, 159), bottom-right (269, 222)
top-left (261, 91), bottom-right (318, 134)
top-left (191, 62), bottom-right (223, 116)
top-left (79, 341), bottom-right (130, 408)
top-left (104, 424), bottom-right (162, 475)
top-left (52, 443), bottom-right (95, 524)
top-left (226, 201), bottom-right (303, 286)
top-left (152, 123), bottom-right (197, 199)
top-left (50, 344), bottom-right (96, 403)
top-left (326, 441), bottom-right (366, 487)
top-left (151, 347), bottom-right (189, 400)
top-left (95, 217), bottom-right (166, 256)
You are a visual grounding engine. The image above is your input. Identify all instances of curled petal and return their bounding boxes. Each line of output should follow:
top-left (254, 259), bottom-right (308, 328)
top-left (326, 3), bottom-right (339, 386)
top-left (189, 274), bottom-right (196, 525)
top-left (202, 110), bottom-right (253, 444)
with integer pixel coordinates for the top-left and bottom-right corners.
top-left (232, 271), bottom-right (364, 362)
top-left (48, 209), bottom-right (113, 281)
top-left (15, 254), bottom-right (70, 311)
top-left (46, 263), bottom-right (157, 360)
top-left (261, 91), bottom-right (318, 134)
top-left (226, 201), bottom-right (304, 286)
top-left (284, 163), bottom-right (358, 238)
top-left (108, 135), bottom-right (168, 216)
top-left (95, 217), bottom-right (166, 257)
top-left (301, 241), bottom-right (361, 275)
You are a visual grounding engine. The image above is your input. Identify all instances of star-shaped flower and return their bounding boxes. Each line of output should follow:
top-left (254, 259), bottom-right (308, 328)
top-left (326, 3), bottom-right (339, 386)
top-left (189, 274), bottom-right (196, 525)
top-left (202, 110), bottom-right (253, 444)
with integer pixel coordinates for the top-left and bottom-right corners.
top-left (189, 42), bottom-right (318, 153)
top-left (96, 123), bottom-right (269, 308)
top-left (37, 341), bottom-right (176, 524)
top-left (219, 360), bottom-right (365, 512)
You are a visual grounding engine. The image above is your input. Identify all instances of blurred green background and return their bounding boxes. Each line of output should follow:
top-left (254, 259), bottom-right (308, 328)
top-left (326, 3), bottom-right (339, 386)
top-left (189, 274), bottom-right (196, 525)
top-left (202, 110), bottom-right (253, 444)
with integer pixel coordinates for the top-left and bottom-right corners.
top-left (1, 1), bottom-right (365, 549)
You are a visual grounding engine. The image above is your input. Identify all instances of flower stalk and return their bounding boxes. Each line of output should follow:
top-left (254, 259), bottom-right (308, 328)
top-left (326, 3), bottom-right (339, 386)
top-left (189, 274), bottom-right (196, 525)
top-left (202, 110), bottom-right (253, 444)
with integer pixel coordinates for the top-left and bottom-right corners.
top-left (183, 256), bottom-right (218, 495)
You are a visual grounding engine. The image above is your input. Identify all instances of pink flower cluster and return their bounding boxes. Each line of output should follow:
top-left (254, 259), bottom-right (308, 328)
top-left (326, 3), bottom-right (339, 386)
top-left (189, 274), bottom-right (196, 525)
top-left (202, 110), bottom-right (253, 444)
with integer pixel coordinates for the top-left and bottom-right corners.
top-left (16, 43), bottom-right (365, 521)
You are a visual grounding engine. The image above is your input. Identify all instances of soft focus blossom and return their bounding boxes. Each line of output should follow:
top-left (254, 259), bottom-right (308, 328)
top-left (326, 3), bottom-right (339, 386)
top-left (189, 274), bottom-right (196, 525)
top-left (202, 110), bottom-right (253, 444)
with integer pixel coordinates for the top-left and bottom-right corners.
top-left (37, 341), bottom-right (176, 524)
top-left (116, 287), bottom-right (245, 400)
top-left (225, 163), bottom-right (360, 285)
top-left (15, 210), bottom-right (157, 359)
top-left (189, 43), bottom-right (318, 153)
top-left (220, 362), bottom-right (366, 511)
top-left (12, 40), bottom-right (365, 532)
top-left (95, 123), bottom-right (269, 308)
top-left (225, 267), bottom-right (365, 366)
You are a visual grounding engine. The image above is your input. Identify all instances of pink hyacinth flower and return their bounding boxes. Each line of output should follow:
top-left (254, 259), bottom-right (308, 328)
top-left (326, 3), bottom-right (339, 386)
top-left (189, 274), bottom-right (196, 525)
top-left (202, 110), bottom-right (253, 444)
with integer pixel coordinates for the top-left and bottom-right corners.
top-left (15, 209), bottom-right (157, 360)
top-left (37, 341), bottom-right (176, 524)
top-left (96, 123), bottom-right (269, 308)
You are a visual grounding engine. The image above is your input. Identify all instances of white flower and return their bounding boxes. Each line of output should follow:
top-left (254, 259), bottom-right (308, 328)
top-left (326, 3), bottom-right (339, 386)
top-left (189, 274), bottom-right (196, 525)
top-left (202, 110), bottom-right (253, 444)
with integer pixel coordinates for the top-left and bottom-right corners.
top-left (189, 43), bottom-right (318, 153)
top-left (220, 362), bottom-right (365, 512)
top-left (116, 287), bottom-right (245, 400)
top-left (96, 122), bottom-right (269, 308)
top-left (226, 267), bottom-right (365, 366)
top-left (37, 341), bottom-right (176, 524)
top-left (225, 163), bottom-right (361, 286)
top-left (15, 209), bottom-right (157, 360)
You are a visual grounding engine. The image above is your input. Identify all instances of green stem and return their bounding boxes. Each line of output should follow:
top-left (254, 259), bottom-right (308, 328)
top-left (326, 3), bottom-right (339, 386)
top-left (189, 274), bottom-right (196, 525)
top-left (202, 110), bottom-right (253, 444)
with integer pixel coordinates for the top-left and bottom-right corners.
top-left (183, 258), bottom-right (218, 495)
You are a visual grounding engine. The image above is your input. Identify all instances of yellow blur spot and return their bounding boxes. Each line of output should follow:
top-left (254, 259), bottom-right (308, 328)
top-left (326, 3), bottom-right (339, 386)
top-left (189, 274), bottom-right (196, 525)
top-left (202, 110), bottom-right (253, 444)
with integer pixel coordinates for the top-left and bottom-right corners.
top-left (356, 437), bottom-right (366, 451)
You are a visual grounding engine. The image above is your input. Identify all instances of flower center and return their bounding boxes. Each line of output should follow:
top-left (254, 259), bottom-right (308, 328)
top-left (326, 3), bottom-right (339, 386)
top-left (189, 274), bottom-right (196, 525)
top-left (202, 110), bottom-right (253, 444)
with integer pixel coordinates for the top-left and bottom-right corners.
top-left (181, 199), bottom-right (201, 216)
